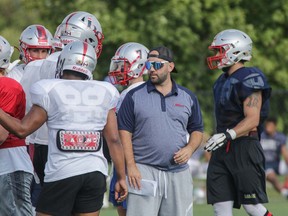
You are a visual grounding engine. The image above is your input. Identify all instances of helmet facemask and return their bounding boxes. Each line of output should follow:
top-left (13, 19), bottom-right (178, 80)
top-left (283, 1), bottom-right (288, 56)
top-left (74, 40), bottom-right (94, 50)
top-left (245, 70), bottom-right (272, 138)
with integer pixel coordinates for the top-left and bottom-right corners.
top-left (108, 42), bottom-right (149, 86)
top-left (109, 58), bottom-right (132, 86)
top-left (207, 44), bottom-right (232, 70)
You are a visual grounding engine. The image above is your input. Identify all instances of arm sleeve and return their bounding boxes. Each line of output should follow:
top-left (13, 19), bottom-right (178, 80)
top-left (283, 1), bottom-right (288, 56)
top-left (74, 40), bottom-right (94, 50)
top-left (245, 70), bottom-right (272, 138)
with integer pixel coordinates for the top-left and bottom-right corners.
top-left (187, 95), bottom-right (204, 134)
top-left (236, 72), bottom-right (271, 102)
top-left (0, 78), bottom-right (26, 119)
top-left (108, 85), bottom-right (120, 110)
top-left (117, 92), bottom-right (135, 133)
top-left (30, 81), bottom-right (50, 112)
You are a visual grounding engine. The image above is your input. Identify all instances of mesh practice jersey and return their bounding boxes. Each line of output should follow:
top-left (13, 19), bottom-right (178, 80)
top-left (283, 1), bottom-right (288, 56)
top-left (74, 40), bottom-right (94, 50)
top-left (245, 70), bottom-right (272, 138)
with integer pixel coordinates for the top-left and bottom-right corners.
top-left (30, 79), bottom-right (119, 182)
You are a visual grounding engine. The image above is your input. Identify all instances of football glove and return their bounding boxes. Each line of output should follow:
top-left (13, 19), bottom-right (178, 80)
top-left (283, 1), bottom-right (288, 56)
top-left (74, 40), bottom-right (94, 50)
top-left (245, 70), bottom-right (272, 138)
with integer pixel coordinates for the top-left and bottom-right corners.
top-left (204, 129), bottom-right (236, 152)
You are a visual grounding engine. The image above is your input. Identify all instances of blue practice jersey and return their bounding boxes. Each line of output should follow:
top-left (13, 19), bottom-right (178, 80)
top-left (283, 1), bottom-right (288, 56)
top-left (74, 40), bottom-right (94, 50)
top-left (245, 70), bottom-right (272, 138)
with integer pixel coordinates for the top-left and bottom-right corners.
top-left (261, 131), bottom-right (287, 163)
top-left (213, 67), bottom-right (271, 135)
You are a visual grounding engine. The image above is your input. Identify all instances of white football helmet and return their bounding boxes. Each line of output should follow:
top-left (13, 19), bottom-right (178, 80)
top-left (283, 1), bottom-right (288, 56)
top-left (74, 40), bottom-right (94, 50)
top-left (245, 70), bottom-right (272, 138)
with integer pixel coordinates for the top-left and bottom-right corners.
top-left (52, 25), bottom-right (64, 51)
top-left (0, 36), bottom-right (13, 69)
top-left (19, 24), bottom-right (53, 64)
top-left (207, 29), bottom-right (252, 70)
top-left (58, 11), bottom-right (104, 58)
top-left (55, 41), bottom-right (96, 80)
top-left (108, 42), bottom-right (149, 86)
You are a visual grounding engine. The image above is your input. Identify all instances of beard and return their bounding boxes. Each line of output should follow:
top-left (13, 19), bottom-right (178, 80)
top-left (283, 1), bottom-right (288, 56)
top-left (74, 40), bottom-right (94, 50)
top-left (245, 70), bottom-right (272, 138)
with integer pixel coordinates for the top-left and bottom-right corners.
top-left (149, 72), bottom-right (168, 85)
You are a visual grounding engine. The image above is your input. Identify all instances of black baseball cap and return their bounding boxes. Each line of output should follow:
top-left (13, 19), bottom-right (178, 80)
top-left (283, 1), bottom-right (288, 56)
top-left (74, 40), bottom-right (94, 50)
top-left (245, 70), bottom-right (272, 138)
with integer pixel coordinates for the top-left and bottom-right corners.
top-left (148, 46), bottom-right (177, 73)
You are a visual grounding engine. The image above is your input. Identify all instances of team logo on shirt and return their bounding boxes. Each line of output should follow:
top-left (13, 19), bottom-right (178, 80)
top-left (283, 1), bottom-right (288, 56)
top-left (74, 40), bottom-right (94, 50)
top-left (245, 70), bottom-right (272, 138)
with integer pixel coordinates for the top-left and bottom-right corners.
top-left (174, 103), bottom-right (185, 107)
top-left (56, 130), bottom-right (102, 152)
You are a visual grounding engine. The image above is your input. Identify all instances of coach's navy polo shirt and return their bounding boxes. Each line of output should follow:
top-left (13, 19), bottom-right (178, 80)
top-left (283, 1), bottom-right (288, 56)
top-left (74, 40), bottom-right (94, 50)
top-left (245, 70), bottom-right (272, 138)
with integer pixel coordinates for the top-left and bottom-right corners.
top-left (118, 79), bottom-right (203, 172)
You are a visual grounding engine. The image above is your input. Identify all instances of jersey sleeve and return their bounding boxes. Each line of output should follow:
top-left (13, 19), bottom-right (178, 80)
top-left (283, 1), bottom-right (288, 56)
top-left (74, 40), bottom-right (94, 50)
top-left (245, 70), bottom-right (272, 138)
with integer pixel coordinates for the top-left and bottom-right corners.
top-left (187, 94), bottom-right (204, 134)
top-left (117, 92), bottom-right (135, 133)
top-left (21, 60), bottom-right (43, 113)
top-left (0, 77), bottom-right (26, 119)
top-left (279, 133), bottom-right (287, 146)
top-left (235, 70), bottom-right (271, 102)
top-left (30, 80), bottom-right (50, 112)
top-left (107, 84), bottom-right (120, 110)
top-left (40, 56), bottom-right (58, 79)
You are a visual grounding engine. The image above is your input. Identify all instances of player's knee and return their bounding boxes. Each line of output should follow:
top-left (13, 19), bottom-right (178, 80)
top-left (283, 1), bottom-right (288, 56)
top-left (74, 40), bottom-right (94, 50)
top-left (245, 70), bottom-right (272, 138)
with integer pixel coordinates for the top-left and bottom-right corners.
top-left (213, 201), bottom-right (233, 216)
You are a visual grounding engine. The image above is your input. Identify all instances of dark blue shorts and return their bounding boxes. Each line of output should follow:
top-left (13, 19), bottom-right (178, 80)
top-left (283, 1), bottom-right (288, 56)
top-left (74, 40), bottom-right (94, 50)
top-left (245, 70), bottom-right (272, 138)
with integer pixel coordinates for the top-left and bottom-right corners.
top-left (207, 136), bottom-right (268, 209)
top-left (265, 161), bottom-right (280, 174)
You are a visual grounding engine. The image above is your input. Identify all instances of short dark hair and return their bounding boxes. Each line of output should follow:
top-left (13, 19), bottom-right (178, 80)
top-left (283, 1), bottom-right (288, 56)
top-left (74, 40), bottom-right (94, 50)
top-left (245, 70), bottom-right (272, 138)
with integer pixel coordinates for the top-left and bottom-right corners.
top-left (265, 116), bottom-right (277, 124)
top-left (63, 70), bottom-right (88, 80)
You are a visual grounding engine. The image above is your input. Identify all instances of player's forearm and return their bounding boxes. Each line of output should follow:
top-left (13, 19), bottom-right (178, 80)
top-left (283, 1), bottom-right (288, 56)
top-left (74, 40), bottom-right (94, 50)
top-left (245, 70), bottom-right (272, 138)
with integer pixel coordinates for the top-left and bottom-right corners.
top-left (233, 92), bottom-right (262, 137)
top-left (232, 115), bottom-right (260, 137)
top-left (0, 109), bottom-right (27, 138)
top-left (0, 125), bottom-right (9, 144)
top-left (186, 131), bottom-right (203, 154)
top-left (108, 138), bottom-right (126, 179)
top-left (119, 130), bottom-right (136, 167)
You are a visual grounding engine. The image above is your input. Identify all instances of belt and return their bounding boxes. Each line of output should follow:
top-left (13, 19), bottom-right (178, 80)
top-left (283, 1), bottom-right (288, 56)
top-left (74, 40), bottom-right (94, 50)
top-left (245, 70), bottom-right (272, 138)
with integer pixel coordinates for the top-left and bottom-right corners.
top-left (248, 131), bottom-right (258, 138)
top-left (226, 131), bottom-right (259, 153)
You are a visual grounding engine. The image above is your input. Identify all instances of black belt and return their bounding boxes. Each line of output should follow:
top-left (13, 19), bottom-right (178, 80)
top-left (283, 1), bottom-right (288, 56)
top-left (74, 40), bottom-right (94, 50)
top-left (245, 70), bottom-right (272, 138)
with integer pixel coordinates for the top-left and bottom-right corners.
top-left (248, 131), bottom-right (258, 138)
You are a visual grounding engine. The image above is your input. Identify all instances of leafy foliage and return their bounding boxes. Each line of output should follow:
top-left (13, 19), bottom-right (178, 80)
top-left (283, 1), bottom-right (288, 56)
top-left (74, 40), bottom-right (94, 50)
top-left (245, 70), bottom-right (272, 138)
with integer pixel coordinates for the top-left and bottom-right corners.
top-left (1, 0), bottom-right (287, 133)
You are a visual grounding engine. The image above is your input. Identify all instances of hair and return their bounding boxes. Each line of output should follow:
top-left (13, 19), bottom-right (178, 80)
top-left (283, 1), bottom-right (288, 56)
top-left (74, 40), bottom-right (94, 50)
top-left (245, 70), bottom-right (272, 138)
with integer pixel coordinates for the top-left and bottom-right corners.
top-left (62, 70), bottom-right (88, 80)
top-left (265, 116), bottom-right (277, 125)
top-left (0, 68), bottom-right (5, 76)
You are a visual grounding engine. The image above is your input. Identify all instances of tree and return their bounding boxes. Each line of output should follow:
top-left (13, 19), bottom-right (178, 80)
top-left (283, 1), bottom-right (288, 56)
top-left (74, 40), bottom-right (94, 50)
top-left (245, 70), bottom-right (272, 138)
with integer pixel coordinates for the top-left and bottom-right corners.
top-left (1, 0), bottom-right (287, 133)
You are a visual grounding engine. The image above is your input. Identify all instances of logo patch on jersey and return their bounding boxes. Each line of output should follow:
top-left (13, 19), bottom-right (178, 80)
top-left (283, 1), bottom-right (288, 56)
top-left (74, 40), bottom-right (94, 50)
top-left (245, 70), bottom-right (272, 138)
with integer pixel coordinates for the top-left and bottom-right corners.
top-left (244, 193), bottom-right (256, 199)
top-left (174, 103), bottom-right (185, 107)
top-left (57, 130), bottom-right (102, 152)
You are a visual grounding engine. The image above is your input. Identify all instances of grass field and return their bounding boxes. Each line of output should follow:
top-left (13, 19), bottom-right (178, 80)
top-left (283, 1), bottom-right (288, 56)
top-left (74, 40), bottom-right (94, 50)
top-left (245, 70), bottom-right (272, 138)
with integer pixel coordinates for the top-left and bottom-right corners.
top-left (99, 180), bottom-right (288, 216)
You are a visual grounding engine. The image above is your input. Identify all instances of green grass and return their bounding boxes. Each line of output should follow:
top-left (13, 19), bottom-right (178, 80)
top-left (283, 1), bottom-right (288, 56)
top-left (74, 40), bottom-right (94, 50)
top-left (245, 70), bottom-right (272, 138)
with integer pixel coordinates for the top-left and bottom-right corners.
top-left (100, 180), bottom-right (287, 216)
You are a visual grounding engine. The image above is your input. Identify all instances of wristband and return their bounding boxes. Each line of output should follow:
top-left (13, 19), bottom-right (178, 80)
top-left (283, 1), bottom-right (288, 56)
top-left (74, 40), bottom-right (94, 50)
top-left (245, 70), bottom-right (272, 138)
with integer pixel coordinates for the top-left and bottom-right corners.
top-left (226, 129), bottom-right (237, 140)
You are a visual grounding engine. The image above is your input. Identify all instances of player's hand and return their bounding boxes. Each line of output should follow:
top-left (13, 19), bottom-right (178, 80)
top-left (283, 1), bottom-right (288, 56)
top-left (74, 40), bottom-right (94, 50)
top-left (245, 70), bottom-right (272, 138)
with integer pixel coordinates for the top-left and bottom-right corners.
top-left (204, 129), bottom-right (236, 152)
top-left (114, 178), bottom-right (128, 203)
top-left (127, 164), bottom-right (142, 190)
top-left (172, 145), bottom-right (193, 164)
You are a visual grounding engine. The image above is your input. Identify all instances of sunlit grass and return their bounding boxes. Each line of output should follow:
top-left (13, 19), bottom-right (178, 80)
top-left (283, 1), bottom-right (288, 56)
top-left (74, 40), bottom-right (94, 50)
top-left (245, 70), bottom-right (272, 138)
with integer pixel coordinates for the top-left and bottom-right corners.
top-left (100, 178), bottom-right (287, 216)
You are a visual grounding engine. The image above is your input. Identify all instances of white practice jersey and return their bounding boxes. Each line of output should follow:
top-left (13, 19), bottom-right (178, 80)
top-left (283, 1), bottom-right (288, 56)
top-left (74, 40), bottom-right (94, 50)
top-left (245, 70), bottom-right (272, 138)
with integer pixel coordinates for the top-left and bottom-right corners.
top-left (0, 147), bottom-right (34, 176)
top-left (30, 79), bottom-right (119, 182)
top-left (20, 52), bottom-right (61, 145)
top-left (38, 51), bottom-right (60, 79)
top-left (116, 81), bottom-right (145, 112)
top-left (6, 63), bottom-right (25, 83)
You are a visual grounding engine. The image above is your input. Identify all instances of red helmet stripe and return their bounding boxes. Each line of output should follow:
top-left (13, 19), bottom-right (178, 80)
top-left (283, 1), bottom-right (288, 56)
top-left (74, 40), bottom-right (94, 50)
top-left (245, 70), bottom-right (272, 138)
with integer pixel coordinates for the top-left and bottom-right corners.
top-left (82, 42), bottom-right (88, 64)
top-left (36, 25), bottom-right (48, 43)
top-left (65, 12), bottom-right (77, 29)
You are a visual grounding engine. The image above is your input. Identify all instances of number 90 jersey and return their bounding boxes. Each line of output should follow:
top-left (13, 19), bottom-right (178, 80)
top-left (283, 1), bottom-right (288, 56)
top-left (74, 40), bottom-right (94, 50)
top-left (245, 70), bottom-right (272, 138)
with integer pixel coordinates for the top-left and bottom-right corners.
top-left (30, 79), bottom-right (119, 182)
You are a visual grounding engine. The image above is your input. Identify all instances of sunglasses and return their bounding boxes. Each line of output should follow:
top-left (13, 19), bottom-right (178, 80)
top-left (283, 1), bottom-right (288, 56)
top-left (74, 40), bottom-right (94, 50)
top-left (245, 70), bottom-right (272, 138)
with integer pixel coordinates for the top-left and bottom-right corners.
top-left (145, 61), bottom-right (168, 70)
